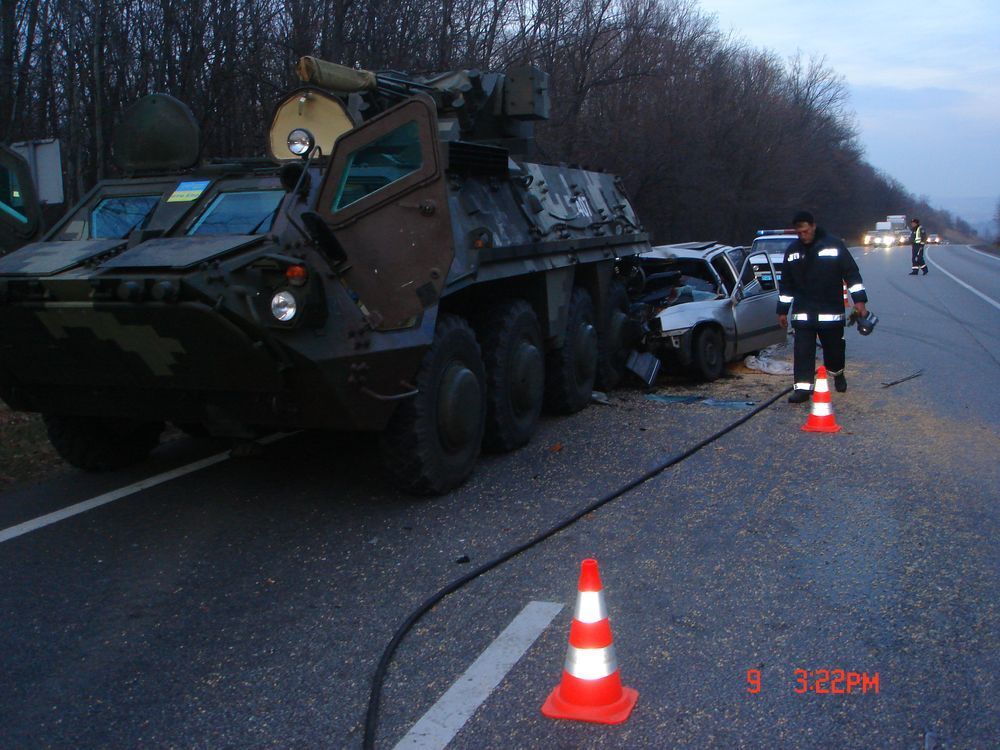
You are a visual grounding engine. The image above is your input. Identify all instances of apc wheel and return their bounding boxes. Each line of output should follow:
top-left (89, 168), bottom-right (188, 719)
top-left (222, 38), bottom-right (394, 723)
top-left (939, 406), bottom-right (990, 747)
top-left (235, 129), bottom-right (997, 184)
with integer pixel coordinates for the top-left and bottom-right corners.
top-left (596, 281), bottom-right (631, 390)
top-left (379, 314), bottom-right (486, 495)
top-left (43, 415), bottom-right (164, 470)
top-left (545, 287), bottom-right (598, 414)
top-left (479, 299), bottom-right (545, 452)
top-left (690, 326), bottom-right (725, 381)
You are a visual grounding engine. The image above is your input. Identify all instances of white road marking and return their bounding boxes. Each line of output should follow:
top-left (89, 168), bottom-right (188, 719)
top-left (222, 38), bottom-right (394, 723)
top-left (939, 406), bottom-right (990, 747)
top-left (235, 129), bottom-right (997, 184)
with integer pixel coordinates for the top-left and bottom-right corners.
top-left (926, 249), bottom-right (1000, 311)
top-left (0, 433), bottom-right (288, 544)
top-left (393, 600), bottom-right (564, 750)
top-left (963, 245), bottom-right (1000, 261)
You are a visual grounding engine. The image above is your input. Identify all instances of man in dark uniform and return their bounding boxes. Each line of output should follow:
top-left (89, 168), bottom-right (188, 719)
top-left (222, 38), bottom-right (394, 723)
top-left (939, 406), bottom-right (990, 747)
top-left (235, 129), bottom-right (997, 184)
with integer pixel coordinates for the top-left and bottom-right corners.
top-left (909, 217), bottom-right (927, 274)
top-left (777, 211), bottom-right (869, 403)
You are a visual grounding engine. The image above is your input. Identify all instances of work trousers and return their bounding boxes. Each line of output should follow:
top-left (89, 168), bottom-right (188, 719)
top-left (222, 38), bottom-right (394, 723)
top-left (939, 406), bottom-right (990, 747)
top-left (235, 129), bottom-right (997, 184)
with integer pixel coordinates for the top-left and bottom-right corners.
top-left (793, 326), bottom-right (845, 391)
top-left (911, 244), bottom-right (926, 270)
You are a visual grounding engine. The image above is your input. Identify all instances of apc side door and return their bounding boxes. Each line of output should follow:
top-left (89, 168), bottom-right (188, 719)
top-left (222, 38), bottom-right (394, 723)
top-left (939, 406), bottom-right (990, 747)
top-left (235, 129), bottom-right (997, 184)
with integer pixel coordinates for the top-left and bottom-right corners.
top-left (315, 94), bottom-right (453, 331)
top-left (0, 145), bottom-right (42, 255)
top-left (732, 252), bottom-right (784, 354)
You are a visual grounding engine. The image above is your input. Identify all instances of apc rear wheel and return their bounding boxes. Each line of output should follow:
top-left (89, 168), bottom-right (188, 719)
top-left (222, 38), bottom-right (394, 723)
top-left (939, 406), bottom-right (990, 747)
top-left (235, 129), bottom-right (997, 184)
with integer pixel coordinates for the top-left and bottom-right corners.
top-left (596, 281), bottom-right (631, 390)
top-left (690, 327), bottom-right (725, 381)
top-left (380, 314), bottom-right (486, 495)
top-left (479, 299), bottom-right (545, 452)
top-left (545, 287), bottom-right (598, 414)
top-left (43, 415), bottom-right (164, 470)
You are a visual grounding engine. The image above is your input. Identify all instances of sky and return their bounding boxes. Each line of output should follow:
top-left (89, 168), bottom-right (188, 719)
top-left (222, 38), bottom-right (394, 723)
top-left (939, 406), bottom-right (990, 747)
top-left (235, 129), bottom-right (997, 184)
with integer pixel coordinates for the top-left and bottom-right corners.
top-left (696, 0), bottom-right (1000, 231)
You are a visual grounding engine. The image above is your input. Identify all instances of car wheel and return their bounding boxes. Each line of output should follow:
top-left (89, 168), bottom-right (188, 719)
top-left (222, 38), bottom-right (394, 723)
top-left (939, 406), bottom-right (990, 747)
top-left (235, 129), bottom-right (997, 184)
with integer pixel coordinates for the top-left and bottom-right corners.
top-left (690, 326), bottom-right (725, 381)
top-left (379, 313), bottom-right (486, 495)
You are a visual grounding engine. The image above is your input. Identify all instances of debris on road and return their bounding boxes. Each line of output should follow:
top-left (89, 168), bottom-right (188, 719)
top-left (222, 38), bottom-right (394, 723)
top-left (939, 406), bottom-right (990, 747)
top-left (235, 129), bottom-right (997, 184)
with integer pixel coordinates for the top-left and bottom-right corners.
top-left (881, 369), bottom-right (925, 388)
top-left (743, 342), bottom-right (794, 375)
top-left (644, 394), bottom-right (755, 409)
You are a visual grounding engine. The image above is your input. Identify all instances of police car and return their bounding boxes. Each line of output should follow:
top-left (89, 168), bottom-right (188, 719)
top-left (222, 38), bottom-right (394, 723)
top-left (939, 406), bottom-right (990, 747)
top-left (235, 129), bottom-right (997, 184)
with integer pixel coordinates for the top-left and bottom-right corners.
top-left (749, 229), bottom-right (797, 288)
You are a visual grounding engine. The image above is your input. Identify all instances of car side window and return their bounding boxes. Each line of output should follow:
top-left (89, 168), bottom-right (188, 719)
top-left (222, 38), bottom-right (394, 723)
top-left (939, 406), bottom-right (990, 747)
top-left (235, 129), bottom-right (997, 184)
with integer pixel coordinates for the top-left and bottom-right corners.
top-left (738, 253), bottom-right (772, 298)
top-left (710, 255), bottom-right (737, 296)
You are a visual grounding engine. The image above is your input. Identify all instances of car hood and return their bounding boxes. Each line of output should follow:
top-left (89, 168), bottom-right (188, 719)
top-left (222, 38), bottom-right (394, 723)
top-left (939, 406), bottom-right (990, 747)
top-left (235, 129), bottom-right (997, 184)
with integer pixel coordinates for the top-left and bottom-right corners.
top-left (651, 297), bottom-right (724, 330)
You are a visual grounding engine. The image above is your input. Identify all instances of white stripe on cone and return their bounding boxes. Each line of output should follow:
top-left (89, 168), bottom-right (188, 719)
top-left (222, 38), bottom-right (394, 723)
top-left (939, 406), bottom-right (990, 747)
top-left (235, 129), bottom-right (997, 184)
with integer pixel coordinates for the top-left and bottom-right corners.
top-left (574, 591), bottom-right (608, 623)
top-left (564, 645), bottom-right (619, 680)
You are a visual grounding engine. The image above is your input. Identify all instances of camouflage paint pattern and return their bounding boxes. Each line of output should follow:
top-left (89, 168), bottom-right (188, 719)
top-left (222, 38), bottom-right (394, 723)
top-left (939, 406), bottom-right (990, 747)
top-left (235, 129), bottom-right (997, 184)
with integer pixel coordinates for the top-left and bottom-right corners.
top-left (0, 63), bottom-right (649, 436)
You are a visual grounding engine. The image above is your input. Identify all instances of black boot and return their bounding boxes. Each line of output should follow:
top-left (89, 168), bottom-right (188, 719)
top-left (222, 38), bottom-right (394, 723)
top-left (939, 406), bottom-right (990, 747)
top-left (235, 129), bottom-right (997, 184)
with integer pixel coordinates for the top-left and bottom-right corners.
top-left (909, 270), bottom-right (918, 275)
top-left (834, 373), bottom-right (847, 392)
top-left (788, 390), bottom-right (810, 404)
top-left (922, 266), bottom-right (928, 275)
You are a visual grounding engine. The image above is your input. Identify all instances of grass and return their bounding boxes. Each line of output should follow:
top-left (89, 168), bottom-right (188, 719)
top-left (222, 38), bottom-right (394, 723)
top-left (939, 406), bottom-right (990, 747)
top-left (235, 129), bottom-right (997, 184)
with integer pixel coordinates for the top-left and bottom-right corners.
top-left (0, 403), bottom-right (66, 493)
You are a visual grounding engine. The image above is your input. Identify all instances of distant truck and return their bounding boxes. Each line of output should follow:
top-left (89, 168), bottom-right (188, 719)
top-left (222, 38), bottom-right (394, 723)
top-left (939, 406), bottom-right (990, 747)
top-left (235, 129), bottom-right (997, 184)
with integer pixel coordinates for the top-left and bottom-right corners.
top-left (864, 222), bottom-right (897, 246)
top-left (887, 215), bottom-right (910, 245)
top-left (864, 216), bottom-right (909, 247)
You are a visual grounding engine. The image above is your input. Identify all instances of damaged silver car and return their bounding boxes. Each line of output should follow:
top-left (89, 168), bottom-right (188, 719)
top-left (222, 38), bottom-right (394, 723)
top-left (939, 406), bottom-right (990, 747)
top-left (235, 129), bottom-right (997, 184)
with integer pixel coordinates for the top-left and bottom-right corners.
top-left (627, 242), bottom-right (787, 381)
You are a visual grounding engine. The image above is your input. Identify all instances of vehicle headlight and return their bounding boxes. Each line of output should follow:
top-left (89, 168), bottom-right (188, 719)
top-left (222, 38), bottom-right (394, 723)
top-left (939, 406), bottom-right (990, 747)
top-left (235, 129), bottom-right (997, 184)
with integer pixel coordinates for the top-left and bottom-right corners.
top-left (287, 128), bottom-right (315, 157)
top-left (271, 290), bottom-right (298, 321)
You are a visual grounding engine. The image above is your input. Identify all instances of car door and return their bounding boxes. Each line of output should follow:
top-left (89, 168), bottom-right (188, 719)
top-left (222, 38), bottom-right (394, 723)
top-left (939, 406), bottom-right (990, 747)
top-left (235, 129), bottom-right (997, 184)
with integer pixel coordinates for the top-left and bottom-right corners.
top-left (314, 94), bottom-right (453, 331)
top-left (732, 252), bottom-right (783, 354)
top-left (0, 145), bottom-right (42, 255)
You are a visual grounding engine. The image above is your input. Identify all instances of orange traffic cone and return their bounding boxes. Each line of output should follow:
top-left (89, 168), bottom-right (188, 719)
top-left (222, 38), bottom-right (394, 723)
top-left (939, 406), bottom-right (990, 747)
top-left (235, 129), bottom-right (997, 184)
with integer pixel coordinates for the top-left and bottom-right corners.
top-left (541, 559), bottom-right (638, 724)
top-left (801, 366), bottom-right (842, 433)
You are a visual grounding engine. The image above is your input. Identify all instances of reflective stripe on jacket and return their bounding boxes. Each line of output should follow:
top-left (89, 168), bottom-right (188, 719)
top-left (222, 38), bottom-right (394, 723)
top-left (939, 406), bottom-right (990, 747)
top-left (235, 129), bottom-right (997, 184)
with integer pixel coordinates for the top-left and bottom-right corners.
top-left (776, 228), bottom-right (867, 329)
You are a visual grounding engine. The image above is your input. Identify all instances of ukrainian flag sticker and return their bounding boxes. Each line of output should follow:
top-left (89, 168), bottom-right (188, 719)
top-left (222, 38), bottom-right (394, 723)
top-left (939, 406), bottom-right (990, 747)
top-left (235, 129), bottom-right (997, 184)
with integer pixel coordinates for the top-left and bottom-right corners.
top-left (167, 180), bottom-right (211, 203)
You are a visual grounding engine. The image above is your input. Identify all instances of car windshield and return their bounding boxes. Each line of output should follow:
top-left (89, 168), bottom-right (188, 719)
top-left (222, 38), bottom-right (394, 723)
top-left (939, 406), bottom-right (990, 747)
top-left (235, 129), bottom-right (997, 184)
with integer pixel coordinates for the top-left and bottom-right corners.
top-left (633, 254), bottom-right (723, 306)
top-left (189, 190), bottom-right (285, 235)
top-left (752, 237), bottom-right (795, 258)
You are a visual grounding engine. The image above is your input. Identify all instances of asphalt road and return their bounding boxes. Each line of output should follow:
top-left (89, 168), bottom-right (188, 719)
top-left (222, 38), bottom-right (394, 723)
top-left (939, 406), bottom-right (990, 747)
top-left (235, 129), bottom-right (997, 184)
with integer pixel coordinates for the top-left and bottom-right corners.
top-left (1, 245), bottom-right (997, 749)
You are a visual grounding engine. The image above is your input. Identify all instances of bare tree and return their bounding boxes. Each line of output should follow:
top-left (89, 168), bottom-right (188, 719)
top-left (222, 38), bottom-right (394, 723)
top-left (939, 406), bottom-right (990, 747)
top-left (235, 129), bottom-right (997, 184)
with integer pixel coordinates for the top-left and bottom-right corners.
top-left (0, 0), bottom-right (974, 241)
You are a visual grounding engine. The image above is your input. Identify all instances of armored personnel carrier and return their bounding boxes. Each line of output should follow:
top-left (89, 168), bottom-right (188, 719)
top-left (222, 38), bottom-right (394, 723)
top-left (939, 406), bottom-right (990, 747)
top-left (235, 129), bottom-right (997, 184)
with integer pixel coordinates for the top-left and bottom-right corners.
top-left (0, 58), bottom-right (649, 494)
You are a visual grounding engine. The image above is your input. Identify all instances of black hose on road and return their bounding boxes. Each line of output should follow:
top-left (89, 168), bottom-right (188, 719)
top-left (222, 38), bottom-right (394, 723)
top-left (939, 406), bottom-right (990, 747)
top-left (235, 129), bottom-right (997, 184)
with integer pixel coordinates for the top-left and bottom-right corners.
top-left (363, 385), bottom-right (792, 748)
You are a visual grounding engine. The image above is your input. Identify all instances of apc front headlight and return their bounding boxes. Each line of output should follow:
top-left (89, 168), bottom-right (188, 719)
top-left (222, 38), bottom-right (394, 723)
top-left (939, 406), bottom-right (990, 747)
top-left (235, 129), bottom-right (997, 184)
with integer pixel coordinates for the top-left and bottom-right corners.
top-left (287, 128), bottom-right (315, 157)
top-left (271, 290), bottom-right (298, 321)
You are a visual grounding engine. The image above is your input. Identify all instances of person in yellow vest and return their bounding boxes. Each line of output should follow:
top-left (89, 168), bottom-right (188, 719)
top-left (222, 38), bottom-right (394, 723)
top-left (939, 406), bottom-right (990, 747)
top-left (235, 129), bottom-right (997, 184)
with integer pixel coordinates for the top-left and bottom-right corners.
top-left (909, 218), bottom-right (927, 275)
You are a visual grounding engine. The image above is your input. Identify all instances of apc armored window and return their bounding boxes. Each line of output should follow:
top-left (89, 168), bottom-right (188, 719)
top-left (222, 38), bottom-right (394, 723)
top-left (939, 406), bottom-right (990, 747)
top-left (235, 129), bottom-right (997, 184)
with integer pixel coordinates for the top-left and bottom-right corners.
top-left (0, 167), bottom-right (28, 224)
top-left (91, 195), bottom-right (161, 239)
top-left (332, 121), bottom-right (422, 211)
top-left (188, 190), bottom-right (285, 235)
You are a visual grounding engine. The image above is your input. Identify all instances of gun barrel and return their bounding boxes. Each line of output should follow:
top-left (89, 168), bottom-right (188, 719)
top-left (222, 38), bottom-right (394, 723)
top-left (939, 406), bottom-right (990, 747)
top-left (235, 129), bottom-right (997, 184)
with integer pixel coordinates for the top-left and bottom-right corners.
top-left (296, 57), bottom-right (377, 93)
